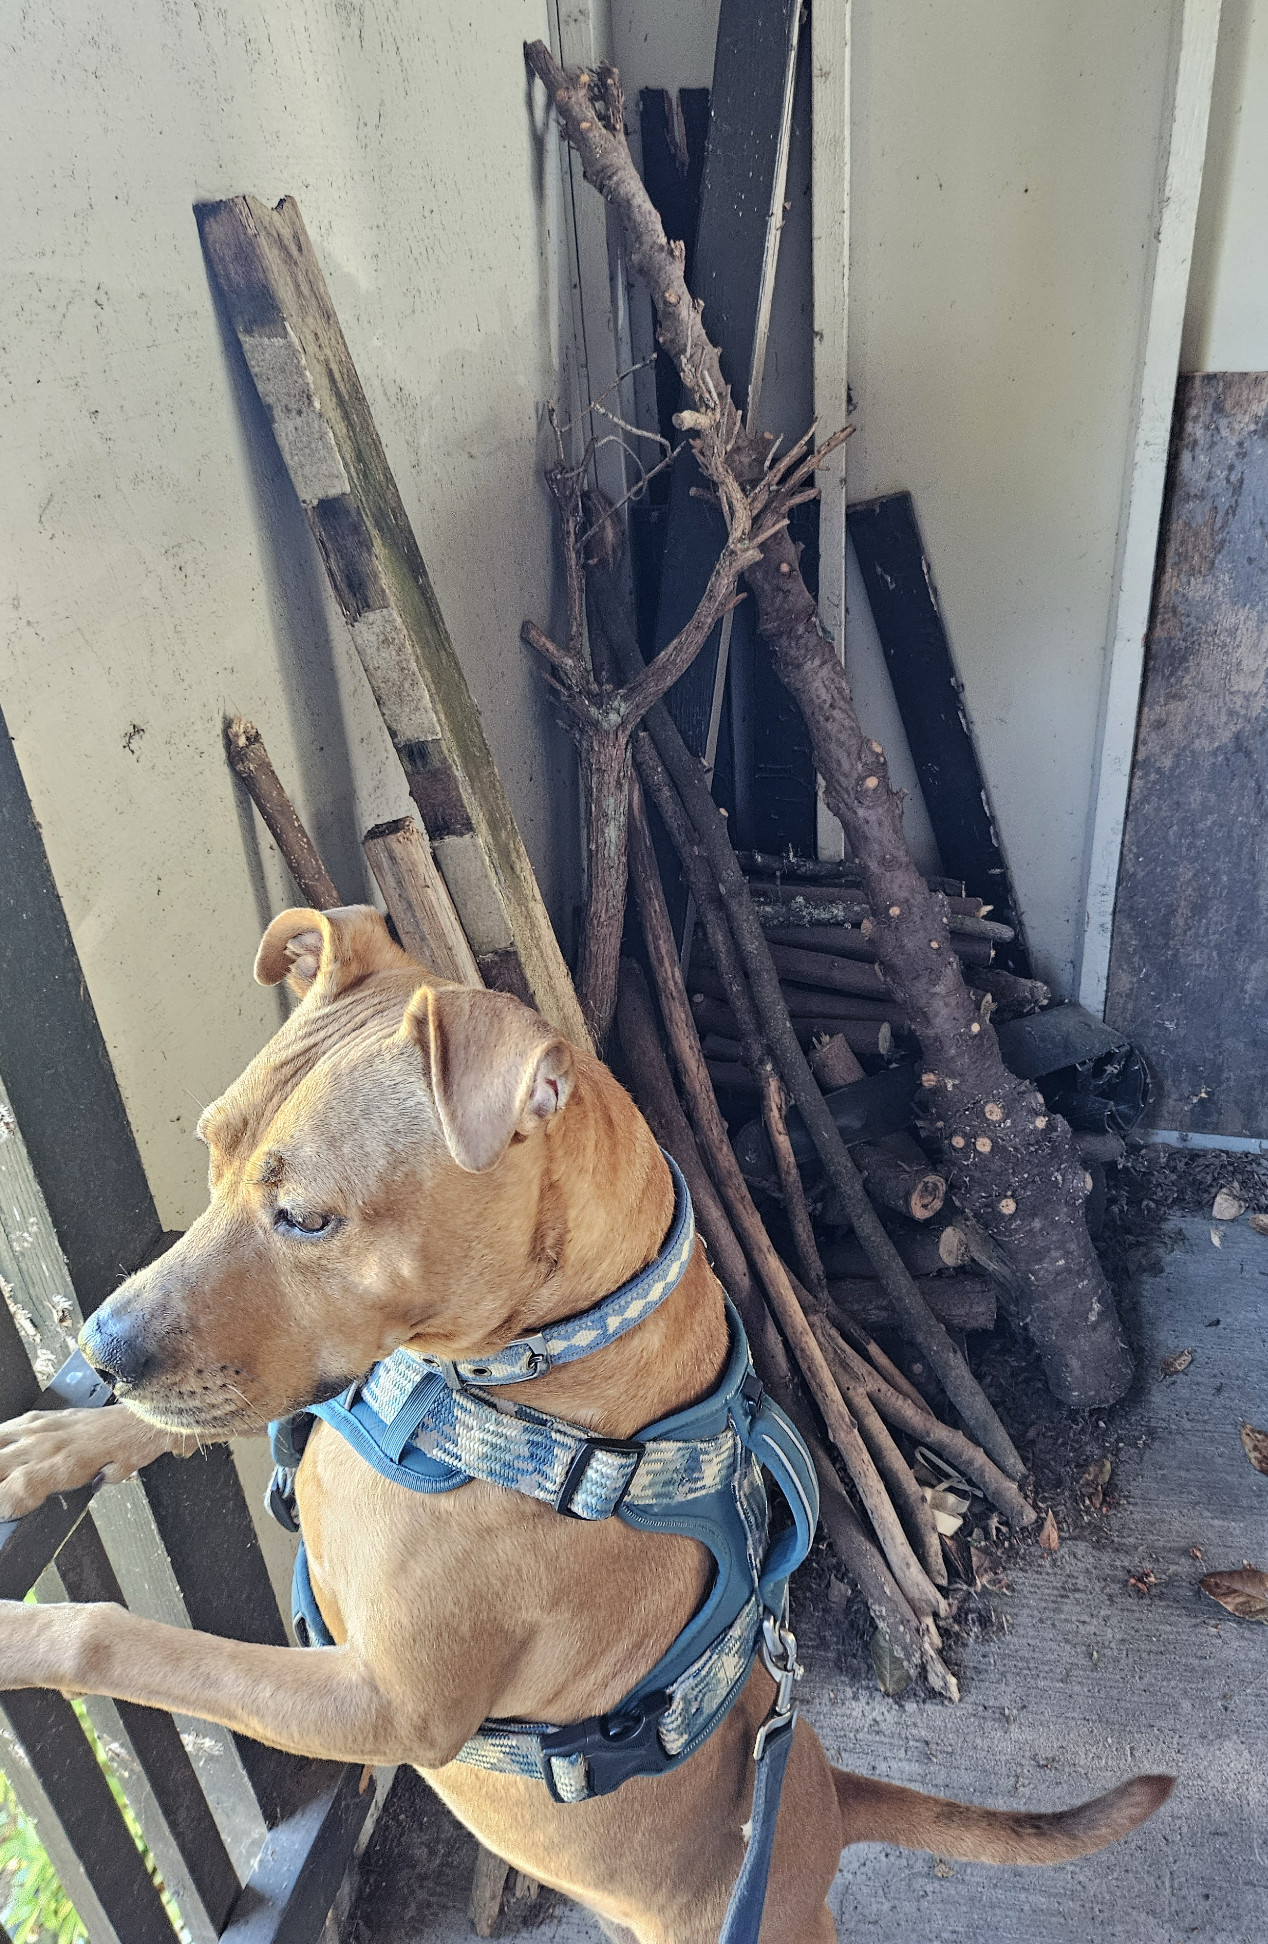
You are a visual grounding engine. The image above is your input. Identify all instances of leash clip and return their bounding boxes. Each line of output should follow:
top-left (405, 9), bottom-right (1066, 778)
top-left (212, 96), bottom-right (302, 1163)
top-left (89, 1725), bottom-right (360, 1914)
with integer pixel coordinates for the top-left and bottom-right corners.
top-left (753, 1603), bottom-right (802, 1763)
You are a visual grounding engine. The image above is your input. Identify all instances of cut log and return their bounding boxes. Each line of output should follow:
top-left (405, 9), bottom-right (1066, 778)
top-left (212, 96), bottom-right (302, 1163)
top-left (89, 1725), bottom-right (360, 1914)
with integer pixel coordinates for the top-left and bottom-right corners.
top-left (757, 939), bottom-right (893, 999)
top-left (809, 1033), bottom-right (866, 1090)
top-left (689, 969), bottom-right (902, 1026)
top-left (821, 1225), bottom-right (969, 1279)
top-left (827, 1275), bottom-right (997, 1334)
top-left (855, 1142), bottom-right (946, 1221)
top-left (362, 817), bottom-right (481, 987)
top-left (972, 966), bottom-right (1052, 1017)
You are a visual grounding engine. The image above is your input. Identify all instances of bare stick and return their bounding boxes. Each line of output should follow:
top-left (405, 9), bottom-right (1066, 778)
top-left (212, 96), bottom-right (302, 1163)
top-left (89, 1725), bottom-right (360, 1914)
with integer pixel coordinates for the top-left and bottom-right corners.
top-left (627, 778), bottom-right (944, 1622)
top-left (526, 40), bottom-right (1132, 1411)
top-left (526, 370), bottom-right (831, 1048)
top-left (826, 1322), bottom-right (1036, 1529)
top-left (614, 964), bottom-right (946, 1686)
top-left (783, 1270), bottom-right (946, 1588)
top-left (615, 961), bottom-right (778, 1371)
top-left (225, 716), bottom-right (339, 909)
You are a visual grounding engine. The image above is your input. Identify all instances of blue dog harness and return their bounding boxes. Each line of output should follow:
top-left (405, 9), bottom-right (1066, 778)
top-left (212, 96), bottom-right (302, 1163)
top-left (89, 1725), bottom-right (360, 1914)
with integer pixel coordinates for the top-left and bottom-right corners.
top-left (268, 1155), bottom-right (818, 1942)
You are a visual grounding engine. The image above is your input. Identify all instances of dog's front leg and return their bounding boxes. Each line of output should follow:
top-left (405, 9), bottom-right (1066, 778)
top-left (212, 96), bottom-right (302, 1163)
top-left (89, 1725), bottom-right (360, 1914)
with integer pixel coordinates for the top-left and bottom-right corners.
top-left (0, 1406), bottom-right (193, 1517)
top-left (0, 1600), bottom-right (475, 1769)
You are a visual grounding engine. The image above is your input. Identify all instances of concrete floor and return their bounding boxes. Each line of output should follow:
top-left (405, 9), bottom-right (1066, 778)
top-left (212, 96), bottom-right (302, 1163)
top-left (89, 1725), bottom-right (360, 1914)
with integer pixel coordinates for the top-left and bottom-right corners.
top-left (346, 1216), bottom-right (1268, 1943)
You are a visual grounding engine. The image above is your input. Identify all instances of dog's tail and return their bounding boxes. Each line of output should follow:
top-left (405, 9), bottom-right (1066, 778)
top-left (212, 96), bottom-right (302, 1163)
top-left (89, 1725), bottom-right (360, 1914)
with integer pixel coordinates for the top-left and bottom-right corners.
top-left (832, 1767), bottom-right (1173, 1865)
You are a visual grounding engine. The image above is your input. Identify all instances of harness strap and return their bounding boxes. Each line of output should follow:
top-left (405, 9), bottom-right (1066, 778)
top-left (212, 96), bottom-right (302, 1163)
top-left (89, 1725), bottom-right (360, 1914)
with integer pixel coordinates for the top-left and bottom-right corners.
top-left (312, 1362), bottom-right (742, 1521)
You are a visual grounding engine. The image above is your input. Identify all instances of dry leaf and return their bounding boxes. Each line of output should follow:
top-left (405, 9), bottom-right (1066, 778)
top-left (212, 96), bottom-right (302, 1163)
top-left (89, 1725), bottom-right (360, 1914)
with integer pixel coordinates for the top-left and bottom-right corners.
top-left (1161, 1348), bottom-right (1193, 1376)
top-left (1240, 1424), bottom-right (1268, 1476)
top-left (871, 1627), bottom-right (914, 1695)
top-left (1200, 1566), bottom-right (1268, 1623)
top-left (1210, 1227), bottom-right (1223, 1247)
top-left (1249, 1212), bottom-right (1268, 1237)
top-left (1212, 1188), bottom-right (1245, 1222)
top-left (1038, 1509), bottom-right (1060, 1552)
top-left (1190, 1546), bottom-right (1204, 1561)
top-left (970, 1545), bottom-right (1012, 1594)
top-left (1080, 1458), bottom-right (1112, 1493)
top-left (1128, 1568), bottom-right (1159, 1596)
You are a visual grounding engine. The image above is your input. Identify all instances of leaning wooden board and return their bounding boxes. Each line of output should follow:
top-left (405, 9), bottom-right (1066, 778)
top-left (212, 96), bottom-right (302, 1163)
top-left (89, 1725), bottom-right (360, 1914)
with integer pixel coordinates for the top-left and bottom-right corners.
top-left (196, 196), bottom-right (589, 1049)
top-left (1106, 373), bottom-right (1268, 1138)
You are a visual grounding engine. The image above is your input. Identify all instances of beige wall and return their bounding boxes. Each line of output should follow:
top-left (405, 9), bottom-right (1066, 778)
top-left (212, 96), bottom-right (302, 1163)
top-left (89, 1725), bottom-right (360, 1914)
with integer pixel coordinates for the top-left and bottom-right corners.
top-left (2, 0), bottom-right (578, 1230)
top-left (613, 0), bottom-right (1187, 995)
top-left (1182, 0), bottom-right (1268, 371)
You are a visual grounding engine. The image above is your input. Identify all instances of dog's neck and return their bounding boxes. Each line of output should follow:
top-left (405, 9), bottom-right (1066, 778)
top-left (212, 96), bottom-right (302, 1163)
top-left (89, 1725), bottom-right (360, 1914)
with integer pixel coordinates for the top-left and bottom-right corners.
top-left (407, 1056), bottom-right (729, 1439)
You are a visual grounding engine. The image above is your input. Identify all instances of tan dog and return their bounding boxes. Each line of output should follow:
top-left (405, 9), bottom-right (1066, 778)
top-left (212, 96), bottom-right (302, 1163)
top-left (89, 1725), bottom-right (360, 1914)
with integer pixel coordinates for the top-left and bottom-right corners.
top-left (0, 908), bottom-right (1171, 1943)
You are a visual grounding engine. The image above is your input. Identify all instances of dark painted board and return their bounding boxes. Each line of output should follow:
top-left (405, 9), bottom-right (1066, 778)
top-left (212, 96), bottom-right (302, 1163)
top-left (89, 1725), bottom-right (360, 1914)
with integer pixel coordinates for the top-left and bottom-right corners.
top-left (221, 1769), bottom-right (373, 1944)
top-left (56, 1517), bottom-right (241, 1931)
top-left (0, 710), bottom-right (162, 1313)
top-left (847, 494), bottom-right (1031, 973)
top-left (2, 1687), bottom-right (176, 1944)
top-left (648, 0), bottom-right (802, 758)
top-left (141, 1447), bottom-right (343, 1827)
top-left (1106, 374), bottom-right (1268, 1138)
top-left (0, 728), bottom-right (336, 1826)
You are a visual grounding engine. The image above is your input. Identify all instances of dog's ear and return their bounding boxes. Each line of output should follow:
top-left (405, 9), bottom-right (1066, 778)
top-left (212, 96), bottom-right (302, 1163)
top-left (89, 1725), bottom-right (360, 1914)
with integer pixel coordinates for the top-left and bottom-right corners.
top-left (405, 986), bottom-right (574, 1172)
top-left (255, 906), bottom-right (412, 1000)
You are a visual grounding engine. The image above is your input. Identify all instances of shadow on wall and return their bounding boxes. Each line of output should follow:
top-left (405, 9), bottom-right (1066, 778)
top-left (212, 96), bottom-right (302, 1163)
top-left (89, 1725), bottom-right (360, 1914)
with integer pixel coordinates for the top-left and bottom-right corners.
top-left (199, 254), bottom-right (373, 919)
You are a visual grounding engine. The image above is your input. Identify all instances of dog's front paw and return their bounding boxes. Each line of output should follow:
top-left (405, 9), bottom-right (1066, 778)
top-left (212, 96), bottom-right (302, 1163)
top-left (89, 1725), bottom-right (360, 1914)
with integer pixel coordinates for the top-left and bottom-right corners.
top-left (0, 1408), bottom-right (176, 1518)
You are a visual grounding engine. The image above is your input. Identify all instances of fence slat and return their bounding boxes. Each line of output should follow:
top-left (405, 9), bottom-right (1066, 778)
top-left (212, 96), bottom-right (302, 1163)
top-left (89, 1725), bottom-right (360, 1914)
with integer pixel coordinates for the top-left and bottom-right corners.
top-left (221, 1768), bottom-right (373, 1944)
top-left (55, 1516), bottom-right (241, 1932)
top-left (139, 1449), bottom-right (343, 1828)
top-left (1, 1688), bottom-right (176, 1944)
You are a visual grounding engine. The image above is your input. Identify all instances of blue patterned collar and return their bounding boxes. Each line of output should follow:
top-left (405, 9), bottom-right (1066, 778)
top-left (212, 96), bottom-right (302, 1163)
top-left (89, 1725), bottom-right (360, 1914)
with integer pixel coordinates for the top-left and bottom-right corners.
top-left (380, 1150), bottom-right (695, 1391)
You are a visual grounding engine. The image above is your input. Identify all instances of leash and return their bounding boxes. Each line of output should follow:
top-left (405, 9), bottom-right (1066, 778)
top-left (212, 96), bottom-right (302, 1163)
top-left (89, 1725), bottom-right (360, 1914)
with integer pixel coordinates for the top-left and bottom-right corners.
top-left (268, 1152), bottom-right (816, 1943)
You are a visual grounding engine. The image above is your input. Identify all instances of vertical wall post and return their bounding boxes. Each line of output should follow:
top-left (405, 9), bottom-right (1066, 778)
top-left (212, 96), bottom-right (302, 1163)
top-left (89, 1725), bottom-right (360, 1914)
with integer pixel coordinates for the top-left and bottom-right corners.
top-left (1077, 0), bottom-right (1223, 1012)
top-left (811, 0), bottom-right (852, 861)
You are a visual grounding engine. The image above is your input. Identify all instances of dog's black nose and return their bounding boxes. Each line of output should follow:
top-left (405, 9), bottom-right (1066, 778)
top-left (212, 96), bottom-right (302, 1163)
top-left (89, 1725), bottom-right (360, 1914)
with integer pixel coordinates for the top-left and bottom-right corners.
top-left (80, 1312), bottom-right (156, 1391)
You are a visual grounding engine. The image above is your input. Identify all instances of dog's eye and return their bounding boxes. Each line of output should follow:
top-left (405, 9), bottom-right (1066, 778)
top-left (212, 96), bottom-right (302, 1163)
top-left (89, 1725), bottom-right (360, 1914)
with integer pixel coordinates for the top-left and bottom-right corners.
top-left (275, 1208), bottom-right (337, 1239)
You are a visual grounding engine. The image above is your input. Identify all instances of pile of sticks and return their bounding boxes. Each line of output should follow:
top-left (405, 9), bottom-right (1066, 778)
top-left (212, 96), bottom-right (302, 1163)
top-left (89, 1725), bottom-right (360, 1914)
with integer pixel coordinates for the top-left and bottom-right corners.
top-left (597, 581), bottom-right (1035, 1696)
top-left (524, 41), bottom-right (1135, 1422)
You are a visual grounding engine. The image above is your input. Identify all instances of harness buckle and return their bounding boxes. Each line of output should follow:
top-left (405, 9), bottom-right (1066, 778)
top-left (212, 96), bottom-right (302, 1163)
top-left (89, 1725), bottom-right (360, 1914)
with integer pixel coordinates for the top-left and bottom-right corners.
top-left (555, 1436), bottom-right (643, 1519)
top-left (539, 1690), bottom-right (673, 1801)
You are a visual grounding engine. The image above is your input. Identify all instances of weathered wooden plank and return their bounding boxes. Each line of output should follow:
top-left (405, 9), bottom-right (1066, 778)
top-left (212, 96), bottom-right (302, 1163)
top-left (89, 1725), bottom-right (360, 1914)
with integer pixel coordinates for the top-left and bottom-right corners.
top-left (54, 1517), bottom-right (241, 1935)
top-left (1106, 373), bottom-right (1268, 1138)
top-left (363, 818), bottom-right (481, 987)
top-left (220, 1768), bottom-right (373, 1944)
top-left (1, 1687), bottom-right (176, 1944)
top-left (195, 196), bottom-right (587, 1046)
top-left (846, 493), bottom-right (1031, 973)
top-left (810, 0), bottom-right (853, 861)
